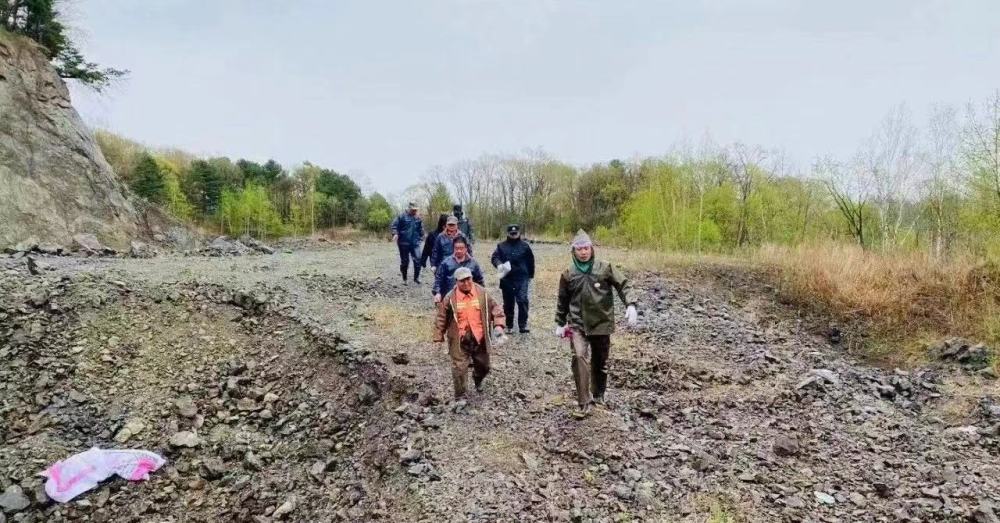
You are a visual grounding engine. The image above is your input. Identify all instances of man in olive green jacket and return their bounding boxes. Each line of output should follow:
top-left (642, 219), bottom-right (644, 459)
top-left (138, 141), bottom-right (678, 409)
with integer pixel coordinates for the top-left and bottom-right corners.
top-left (555, 230), bottom-right (638, 415)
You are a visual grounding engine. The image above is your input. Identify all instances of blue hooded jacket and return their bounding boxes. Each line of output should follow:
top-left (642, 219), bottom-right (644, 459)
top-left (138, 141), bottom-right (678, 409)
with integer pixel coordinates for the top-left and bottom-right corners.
top-left (390, 212), bottom-right (424, 246)
top-left (434, 255), bottom-right (484, 296)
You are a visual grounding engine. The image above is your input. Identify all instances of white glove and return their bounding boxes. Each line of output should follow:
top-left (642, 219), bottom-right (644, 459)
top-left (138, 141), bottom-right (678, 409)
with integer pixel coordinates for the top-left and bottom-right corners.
top-left (497, 261), bottom-right (512, 279)
top-left (625, 305), bottom-right (638, 327)
top-left (493, 326), bottom-right (507, 346)
top-left (433, 293), bottom-right (442, 304)
top-left (555, 325), bottom-right (566, 338)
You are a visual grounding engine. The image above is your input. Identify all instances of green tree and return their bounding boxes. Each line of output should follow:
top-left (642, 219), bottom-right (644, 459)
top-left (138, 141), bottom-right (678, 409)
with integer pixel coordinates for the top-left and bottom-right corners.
top-left (315, 168), bottom-right (362, 225)
top-left (185, 160), bottom-right (223, 215)
top-left (1, 0), bottom-right (127, 90)
top-left (130, 153), bottom-right (166, 203)
top-left (427, 182), bottom-right (452, 220)
top-left (365, 192), bottom-right (394, 232)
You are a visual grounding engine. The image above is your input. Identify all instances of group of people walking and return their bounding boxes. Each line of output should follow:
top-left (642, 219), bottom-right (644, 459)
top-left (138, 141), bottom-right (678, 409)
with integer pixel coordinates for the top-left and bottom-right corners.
top-left (392, 203), bottom-right (637, 417)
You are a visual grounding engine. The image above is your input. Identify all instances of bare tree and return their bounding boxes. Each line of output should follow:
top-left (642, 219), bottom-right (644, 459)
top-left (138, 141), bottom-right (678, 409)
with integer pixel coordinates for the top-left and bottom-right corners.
top-left (729, 143), bottom-right (768, 247)
top-left (858, 105), bottom-right (920, 249)
top-left (923, 104), bottom-right (961, 257)
top-left (819, 157), bottom-right (870, 247)
top-left (963, 90), bottom-right (1000, 217)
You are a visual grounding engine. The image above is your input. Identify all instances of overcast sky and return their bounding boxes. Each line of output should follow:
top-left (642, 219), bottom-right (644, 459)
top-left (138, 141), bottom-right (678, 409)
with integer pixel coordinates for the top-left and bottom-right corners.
top-left (67, 0), bottom-right (1000, 193)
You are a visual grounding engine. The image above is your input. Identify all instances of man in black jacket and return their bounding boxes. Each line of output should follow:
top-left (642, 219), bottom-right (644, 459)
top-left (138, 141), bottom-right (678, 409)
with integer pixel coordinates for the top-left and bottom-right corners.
top-left (491, 224), bottom-right (535, 333)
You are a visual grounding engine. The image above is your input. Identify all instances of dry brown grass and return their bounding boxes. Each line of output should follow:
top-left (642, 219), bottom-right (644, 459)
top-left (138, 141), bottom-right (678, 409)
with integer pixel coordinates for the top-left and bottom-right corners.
top-left (753, 242), bottom-right (1000, 366)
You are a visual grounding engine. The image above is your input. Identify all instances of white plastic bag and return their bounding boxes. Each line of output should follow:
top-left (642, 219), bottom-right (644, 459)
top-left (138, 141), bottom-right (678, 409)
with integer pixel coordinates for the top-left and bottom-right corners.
top-left (41, 447), bottom-right (166, 503)
top-left (497, 261), bottom-right (512, 279)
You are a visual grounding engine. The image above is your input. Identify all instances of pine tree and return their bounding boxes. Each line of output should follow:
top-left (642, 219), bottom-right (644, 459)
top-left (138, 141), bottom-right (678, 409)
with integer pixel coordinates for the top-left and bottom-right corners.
top-left (130, 154), bottom-right (166, 203)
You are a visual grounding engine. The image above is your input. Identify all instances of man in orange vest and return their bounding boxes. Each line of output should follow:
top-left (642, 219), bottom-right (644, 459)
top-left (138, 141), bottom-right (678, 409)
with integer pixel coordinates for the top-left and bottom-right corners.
top-left (433, 267), bottom-right (506, 399)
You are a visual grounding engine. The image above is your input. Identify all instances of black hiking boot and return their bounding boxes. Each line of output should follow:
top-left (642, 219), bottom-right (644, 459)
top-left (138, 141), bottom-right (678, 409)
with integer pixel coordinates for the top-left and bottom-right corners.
top-left (519, 327), bottom-right (530, 334)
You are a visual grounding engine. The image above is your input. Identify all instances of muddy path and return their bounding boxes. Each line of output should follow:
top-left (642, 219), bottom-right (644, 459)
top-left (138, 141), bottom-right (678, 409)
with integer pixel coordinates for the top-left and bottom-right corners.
top-left (2, 241), bottom-right (1000, 522)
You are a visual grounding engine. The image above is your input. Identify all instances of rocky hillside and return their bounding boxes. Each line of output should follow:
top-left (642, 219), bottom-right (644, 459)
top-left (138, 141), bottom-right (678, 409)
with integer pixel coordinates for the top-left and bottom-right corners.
top-left (0, 30), bottom-right (140, 251)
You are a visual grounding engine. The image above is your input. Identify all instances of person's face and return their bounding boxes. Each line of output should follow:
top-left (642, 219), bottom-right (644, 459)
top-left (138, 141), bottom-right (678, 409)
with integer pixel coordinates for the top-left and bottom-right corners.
top-left (507, 230), bottom-right (520, 240)
top-left (408, 208), bottom-right (417, 216)
top-left (453, 242), bottom-right (468, 260)
top-left (446, 223), bottom-right (458, 234)
top-left (457, 277), bottom-right (473, 293)
top-left (574, 245), bottom-right (593, 262)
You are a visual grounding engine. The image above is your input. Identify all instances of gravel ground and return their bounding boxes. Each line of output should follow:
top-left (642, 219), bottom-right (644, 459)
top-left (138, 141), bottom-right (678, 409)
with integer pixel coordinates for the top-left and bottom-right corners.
top-left (2, 240), bottom-right (1000, 522)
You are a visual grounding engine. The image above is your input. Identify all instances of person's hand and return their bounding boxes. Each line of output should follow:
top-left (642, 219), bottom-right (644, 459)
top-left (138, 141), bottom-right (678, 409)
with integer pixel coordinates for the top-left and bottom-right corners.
top-left (555, 325), bottom-right (566, 338)
top-left (391, 234), bottom-right (398, 243)
top-left (625, 305), bottom-right (638, 327)
top-left (431, 266), bottom-right (437, 274)
top-left (433, 293), bottom-right (442, 304)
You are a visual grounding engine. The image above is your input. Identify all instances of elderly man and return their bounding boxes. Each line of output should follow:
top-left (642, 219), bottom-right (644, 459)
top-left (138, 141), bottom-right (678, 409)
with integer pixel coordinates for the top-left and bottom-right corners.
top-left (555, 230), bottom-right (638, 416)
top-left (430, 215), bottom-right (472, 270)
top-left (491, 224), bottom-right (535, 333)
top-left (434, 236), bottom-right (484, 303)
top-left (390, 202), bottom-right (424, 284)
top-left (433, 267), bottom-right (506, 398)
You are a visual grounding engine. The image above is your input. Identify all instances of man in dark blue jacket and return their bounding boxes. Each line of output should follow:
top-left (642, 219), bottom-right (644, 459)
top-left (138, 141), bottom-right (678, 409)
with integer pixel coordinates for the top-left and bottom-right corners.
top-left (390, 202), bottom-right (424, 284)
top-left (491, 224), bottom-right (535, 333)
top-left (434, 236), bottom-right (484, 303)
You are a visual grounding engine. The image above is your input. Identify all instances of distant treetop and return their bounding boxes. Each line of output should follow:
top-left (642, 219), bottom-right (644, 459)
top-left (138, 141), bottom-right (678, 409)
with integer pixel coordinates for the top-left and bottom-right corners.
top-left (1, 0), bottom-right (127, 91)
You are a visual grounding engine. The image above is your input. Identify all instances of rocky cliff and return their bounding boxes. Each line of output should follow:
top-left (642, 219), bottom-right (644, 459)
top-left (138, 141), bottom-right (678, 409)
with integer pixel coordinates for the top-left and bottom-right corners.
top-left (0, 30), bottom-right (140, 251)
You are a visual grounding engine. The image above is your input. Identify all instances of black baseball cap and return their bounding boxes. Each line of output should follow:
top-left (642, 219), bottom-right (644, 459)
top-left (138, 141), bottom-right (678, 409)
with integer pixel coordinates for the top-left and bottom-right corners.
top-left (506, 224), bottom-right (521, 234)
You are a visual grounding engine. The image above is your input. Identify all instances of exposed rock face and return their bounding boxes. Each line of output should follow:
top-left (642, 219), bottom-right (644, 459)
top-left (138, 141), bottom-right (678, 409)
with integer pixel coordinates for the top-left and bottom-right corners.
top-left (0, 30), bottom-right (140, 251)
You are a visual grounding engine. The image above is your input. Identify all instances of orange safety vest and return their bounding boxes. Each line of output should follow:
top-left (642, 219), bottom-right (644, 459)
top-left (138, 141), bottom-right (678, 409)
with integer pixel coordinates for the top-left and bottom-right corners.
top-left (453, 286), bottom-right (485, 343)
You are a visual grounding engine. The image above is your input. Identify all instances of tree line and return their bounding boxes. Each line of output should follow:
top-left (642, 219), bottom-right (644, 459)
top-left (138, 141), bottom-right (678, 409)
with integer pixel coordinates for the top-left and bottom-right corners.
top-left (101, 91), bottom-right (1000, 261)
top-left (407, 93), bottom-right (1000, 259)
top-left (96, 132), bottom-right (394, 240)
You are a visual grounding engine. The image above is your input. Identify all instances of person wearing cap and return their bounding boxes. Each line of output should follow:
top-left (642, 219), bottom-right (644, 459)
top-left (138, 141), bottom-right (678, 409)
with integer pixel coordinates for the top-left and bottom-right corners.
top-left (555, 229), bottom-right (638, 416)
top-left (433, 266), bottom-right (506, 398)
top-left (420, 213), bottom-right (450, 270)
top-left (390, 202), bottom-right (425, 284)
top-left (434, 236), bottom-right (484, 303)
top-left (452, 204), bottom-right (474, 244)
top-left (490, 224), bottom-right (535, 333)
top-left (430, 215), bottom-right (472, 270)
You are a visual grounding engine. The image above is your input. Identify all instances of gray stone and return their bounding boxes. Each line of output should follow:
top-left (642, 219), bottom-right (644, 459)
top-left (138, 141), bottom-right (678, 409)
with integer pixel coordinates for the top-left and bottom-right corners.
top-left (773, 435), bottom-right (800, 457)
top-left (175, 396), bottom-right (198, 418)
top-left (973, 500), bottom-right (1000, 523)
top-left (272, 495), bottom-right (297, 519)
top-left (113, 419), bottom-right (146, 443)
top-left (400, 448), bottom-right (423, 464)
top-left (72, 233), bottom-right (113, 255)
top-left (201, 457), bottom-right (228, 480)
top-left (613, 484), bottom-right (633, 500)
top-left (784, 495), bottom-right (805, 509)
top-left (0, 485), bottom-right (30, 513)
top-left (814, 491), bottom-right (836, 505)
top-left (244, 451), bottom-right (264, 471)
top-left (129, 240), bottom-right (156, 258)
top-left (169, 431), bottom-right (202, 448)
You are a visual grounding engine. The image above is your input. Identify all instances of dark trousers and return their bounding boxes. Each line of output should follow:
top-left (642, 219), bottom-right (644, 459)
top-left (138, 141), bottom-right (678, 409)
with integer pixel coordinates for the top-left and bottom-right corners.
top-left (499, 277), bottom-right (529, 330)
top-left (450, 330), bottom-right (490, 397)
top-left (397, 243), bottom-right (421, 281)
top-left (569, 332), bottom-right (610, 406)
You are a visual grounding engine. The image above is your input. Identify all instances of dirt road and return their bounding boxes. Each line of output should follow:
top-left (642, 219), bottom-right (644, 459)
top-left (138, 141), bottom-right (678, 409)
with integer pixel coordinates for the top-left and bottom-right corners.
top-left (2, 240), bottom-right (999, 522)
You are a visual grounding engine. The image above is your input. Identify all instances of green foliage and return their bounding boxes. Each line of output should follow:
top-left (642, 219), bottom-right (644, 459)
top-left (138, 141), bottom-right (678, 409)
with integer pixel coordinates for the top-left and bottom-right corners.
top-left (185, 160), bottom-right (223, 215)
top-left (427, 183), bottom-right (452, 219)
top-left (365, 192), bottom-right (394, 232)
top-left (218, 184), bottom-right (286, 239)
top-left (130, 154), bottom-right (166, 203)
top-left (2, 0), bottom-right (127, 90)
